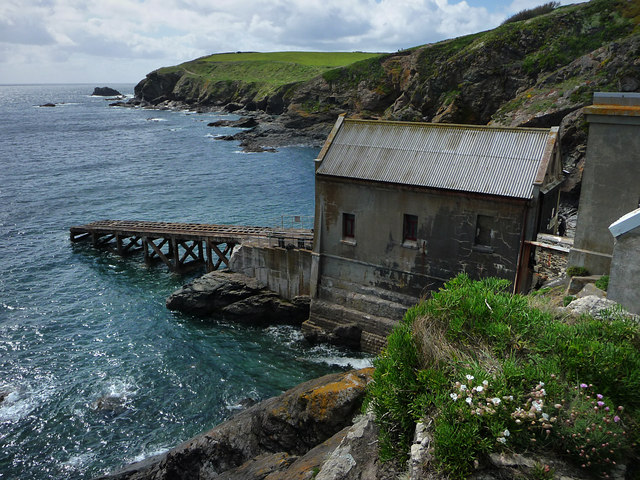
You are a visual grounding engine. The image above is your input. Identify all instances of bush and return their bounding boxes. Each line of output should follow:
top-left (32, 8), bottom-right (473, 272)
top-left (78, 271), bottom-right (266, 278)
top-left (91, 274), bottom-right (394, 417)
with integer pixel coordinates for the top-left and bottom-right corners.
top-left (502, 1), bottom-right (560, 25)
top-left (567, 266), bottom-right (590, 277)
top-left (596, 275), bottom-right (610, 291)
top-left (365, 274), bottom-right (640, 478)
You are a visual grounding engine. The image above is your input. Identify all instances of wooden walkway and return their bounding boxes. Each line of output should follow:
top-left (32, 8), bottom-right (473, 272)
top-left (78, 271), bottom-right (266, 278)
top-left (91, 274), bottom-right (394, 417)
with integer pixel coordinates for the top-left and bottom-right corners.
top-left (70, 220), bottom-right (313, 273)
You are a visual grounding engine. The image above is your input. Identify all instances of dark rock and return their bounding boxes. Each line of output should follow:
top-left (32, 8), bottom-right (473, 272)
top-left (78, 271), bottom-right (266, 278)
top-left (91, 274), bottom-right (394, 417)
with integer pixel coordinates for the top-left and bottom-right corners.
top-left (234, 117), bottom-right (258, 128)
top-left (39, 103), bottom-right (56, 107)
top-left (94, 368), bottom-right (374, 480)
top-left (224, 103), bottom-right (244, 112)
top-left (93, 87), bottom-right (122, 97)
top-left (166, 271), bottom-right (309, 325)
top-left (0, 389), bottom-right (10, 404)
top-left (93, 395), bottom-right (127, 414)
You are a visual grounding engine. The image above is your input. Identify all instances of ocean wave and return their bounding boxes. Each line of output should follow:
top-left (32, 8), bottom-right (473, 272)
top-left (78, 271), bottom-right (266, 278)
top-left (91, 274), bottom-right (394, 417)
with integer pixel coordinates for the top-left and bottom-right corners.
top-left (146, 117), bottom-right (167, 122)
top-left (0, 383), bottom-right (56, 422)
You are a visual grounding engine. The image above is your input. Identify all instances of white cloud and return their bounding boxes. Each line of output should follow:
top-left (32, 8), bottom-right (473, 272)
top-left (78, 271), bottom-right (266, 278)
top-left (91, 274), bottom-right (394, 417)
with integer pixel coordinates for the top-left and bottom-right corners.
top-left (0, 0), bottom-right (588, 84)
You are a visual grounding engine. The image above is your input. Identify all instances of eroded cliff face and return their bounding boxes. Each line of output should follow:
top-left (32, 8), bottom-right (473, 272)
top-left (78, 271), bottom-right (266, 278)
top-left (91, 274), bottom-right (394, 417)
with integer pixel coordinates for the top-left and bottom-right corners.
top-left (132, 0), bottom-right (640, 195)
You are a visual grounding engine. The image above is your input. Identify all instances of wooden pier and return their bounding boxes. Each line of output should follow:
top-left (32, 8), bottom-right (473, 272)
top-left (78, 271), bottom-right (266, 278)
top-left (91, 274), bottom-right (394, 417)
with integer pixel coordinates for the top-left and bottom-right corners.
top-left (70, 220), bottom-right (313, 273)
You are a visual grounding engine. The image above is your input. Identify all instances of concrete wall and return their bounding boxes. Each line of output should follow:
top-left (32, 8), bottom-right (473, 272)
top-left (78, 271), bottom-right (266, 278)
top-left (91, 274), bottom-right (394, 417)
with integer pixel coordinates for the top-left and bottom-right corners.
top-left (314, 178), bottom-right (528, 297)
top-left (608, 229), bottom-right (640, 315)
top-left (229, 243), bottom-right (311, 300)
top-left (569, 93), bottom-right (640, 274)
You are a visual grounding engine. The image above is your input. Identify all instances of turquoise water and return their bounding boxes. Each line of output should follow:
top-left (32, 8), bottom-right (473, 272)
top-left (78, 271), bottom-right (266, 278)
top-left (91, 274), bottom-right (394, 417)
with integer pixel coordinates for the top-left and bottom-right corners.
top-left (0, 85), bottom-right (369, 479)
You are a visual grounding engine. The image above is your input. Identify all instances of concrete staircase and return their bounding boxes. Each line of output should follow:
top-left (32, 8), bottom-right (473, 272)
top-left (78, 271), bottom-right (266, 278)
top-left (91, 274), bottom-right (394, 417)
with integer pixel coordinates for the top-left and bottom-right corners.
top-left (303, 275), bottom-right (418, 353)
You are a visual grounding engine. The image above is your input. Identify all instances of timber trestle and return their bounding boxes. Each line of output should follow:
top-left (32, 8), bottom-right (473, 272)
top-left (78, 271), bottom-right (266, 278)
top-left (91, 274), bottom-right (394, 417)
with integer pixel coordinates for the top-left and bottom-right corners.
top-left (70, 220), bottom-right (313, 273)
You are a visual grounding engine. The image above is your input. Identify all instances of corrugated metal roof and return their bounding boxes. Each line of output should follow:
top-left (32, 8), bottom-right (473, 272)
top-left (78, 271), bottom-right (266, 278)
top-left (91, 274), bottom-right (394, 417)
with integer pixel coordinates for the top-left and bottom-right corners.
top-left (315, 119), bottom-right (556, 199)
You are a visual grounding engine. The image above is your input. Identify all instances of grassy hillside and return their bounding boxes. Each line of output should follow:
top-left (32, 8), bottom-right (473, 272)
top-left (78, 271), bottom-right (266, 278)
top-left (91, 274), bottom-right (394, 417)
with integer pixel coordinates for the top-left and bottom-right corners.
top-left (156, 51), bottom-right (384, 88)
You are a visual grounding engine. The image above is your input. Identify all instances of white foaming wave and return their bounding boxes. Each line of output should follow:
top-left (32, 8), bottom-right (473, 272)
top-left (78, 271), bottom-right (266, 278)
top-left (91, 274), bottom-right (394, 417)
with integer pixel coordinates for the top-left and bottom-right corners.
top-left (307, 355), bottom-right (373, 370)
top-left (0, 383), bottom-right (56, 422)
top-left (146, 117), bottom-right (167, 122)
top-left (129, 446), bottom-right (171, 464)
top-left (104, 377), bottom-right (138, 399)
top-left (264, 325), bottom-right (304, 346)
top-left (2, 302), bottom-right (26, 311)
top-left (62, 451), bottom-right (96, 469)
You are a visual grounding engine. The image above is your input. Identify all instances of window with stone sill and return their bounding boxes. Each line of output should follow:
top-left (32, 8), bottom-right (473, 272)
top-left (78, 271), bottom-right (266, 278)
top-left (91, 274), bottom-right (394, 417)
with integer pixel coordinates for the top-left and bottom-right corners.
top-left (403, 214), bottom-right (418, 246)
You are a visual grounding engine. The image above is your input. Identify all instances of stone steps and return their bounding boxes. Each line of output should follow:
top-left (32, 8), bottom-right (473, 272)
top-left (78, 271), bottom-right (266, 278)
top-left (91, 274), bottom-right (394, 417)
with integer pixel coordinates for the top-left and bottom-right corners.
top-left (305, 299), bottom-right (398, 353)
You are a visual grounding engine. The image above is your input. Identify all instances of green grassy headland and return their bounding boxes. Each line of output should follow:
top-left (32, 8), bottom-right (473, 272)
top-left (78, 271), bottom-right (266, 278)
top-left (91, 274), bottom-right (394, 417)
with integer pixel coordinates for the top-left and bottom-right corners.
top-left (157, 51), bottom-right (384, 87)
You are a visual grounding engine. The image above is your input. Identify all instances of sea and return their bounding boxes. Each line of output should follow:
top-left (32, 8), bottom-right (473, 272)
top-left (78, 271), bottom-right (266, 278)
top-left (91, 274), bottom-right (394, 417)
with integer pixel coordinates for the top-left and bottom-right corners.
top-left (0, 84), bottom-right (370, 479)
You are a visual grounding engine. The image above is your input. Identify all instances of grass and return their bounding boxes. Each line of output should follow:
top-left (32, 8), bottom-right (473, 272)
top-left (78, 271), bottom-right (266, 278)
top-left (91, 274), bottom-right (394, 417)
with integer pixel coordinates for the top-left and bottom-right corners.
top-left (157, 51), bottom-right (384, 88)
top-left (364, 274), bottom-right (640, 479)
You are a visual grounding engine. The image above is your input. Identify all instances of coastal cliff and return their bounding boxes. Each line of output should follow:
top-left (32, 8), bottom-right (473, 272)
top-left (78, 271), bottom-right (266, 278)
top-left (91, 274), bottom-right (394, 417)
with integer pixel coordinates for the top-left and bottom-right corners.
top-left (128, 0), bottom-right (640, 195)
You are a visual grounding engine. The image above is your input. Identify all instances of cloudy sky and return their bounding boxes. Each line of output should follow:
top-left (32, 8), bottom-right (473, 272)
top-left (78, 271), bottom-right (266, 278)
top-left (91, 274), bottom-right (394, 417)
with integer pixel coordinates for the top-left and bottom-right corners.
top-left (0, 0), bottom-right (586, 85)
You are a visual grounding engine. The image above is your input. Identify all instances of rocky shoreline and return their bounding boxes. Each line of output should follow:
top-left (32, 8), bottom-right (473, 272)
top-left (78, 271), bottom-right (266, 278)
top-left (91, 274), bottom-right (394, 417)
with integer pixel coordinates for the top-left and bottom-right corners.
top-left (110, 97), bottom-right (333, 153)
top-left (94, 368), bottom-right (393, 480)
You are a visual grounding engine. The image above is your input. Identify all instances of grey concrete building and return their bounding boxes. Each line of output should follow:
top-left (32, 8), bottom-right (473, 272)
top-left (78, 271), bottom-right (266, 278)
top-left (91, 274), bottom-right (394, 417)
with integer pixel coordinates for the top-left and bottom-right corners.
top-left (303, 117), bottom-right (563, 352)
top-left (568, 92), bottom-right (640, 274)
top-left (608, 208), bottom-right (640, 315)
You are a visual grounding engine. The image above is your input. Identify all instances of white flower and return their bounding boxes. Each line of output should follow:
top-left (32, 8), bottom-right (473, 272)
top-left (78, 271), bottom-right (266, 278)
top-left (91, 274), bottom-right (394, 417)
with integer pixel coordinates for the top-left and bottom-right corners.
top-left (466, 397), bottom-right (473, 405)
top-left (460, 384), bottom-right (467, 391)
top-left (497, 437), bottom-right (507, 444)
top-left (503, 429), bottom-right (510, 437)
top-left (542, 413), bottom-right (549, 421)
top-left (476, 386), bottom-right (484, 392)
top-left (450, 393), bottom-right (458, 401)
top-left (482, 380), bottom-right (489, 386)
top-left (466, 374), bottom-right (474, 381)
top-left (491, 397), bottom-right (501, 405)
top-left (532, 400), bottom-right (543, 412)
top-left (539, 382), bottom-right (545, 387)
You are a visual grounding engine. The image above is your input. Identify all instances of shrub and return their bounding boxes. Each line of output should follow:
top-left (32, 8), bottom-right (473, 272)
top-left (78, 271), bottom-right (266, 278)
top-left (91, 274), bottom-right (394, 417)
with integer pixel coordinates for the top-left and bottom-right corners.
top-left (365, 274), bottom-right (640, 478)
top-left (567, 266), bottom-right (590, 277)
top-left (502, 2), bottom-right (560, 25)
top-left (596, 275), bottom-right (610, 291)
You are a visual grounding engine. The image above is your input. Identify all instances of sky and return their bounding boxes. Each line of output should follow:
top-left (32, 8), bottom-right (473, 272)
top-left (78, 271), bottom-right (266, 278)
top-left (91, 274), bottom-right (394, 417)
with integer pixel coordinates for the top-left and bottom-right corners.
top-left (0, 0), bottom-right (587, 85)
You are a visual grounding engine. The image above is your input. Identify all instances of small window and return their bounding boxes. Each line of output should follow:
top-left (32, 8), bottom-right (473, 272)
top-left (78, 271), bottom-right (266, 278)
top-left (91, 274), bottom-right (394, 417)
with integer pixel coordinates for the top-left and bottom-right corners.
top-left (343, 213), bottom-right (355, 239)
top-left (474, 214), bottom-right (493, 246)
top-left (403, 214), bottom-right (418, 242)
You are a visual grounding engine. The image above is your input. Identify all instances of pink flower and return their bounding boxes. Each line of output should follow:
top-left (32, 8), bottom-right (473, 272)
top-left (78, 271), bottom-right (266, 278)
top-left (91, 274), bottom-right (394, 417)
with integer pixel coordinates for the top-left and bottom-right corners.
top-left (597, 401), bottom-right (605, 407)
top-left (613, 416), bottom-right (621, 423)
top-left (580, 383), bottom-right (588, 388)
top-left (597, 394), bottom-right (603, 400)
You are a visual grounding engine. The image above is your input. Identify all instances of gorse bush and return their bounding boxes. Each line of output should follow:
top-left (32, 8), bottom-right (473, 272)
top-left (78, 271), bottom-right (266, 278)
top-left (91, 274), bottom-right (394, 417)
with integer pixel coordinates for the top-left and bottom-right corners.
top-left (364, 274), bottom-right (640, 478)
top-left (502, 1), bottom-right (560, 25)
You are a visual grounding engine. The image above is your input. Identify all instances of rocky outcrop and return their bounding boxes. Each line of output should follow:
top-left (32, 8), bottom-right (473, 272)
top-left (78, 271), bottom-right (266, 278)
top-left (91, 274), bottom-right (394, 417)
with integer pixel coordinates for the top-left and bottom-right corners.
top-left (94, 368), bottom-right (374, 480)
top-left (93, 87), bottom-right (122, 96)
top-left (166, 271), bottom-right (309, 325)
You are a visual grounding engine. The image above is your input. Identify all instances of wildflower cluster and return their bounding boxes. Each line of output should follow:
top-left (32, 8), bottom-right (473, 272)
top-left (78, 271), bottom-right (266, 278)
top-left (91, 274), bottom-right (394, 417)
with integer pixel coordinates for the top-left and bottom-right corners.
top-left (449, 374), bottom-right (514, 446)
top-left (510, 381), bottom-right (557, 444)
top-left (555, 383), bottom-right (633, 478)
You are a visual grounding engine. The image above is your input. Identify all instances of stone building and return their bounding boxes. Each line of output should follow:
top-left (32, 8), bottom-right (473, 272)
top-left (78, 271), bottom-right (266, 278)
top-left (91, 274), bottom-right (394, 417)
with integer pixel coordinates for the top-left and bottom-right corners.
top-left (608, 208), bottom-right (640, 315)
top-left (303, 116), bottom-right (563, 352)
top-left (568, 92), bottom-right (640, 274)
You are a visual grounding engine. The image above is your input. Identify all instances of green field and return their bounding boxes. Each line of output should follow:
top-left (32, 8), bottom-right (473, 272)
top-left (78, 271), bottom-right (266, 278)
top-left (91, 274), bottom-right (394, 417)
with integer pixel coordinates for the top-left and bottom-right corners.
top-left (157, 51), bottom-right (385, 87)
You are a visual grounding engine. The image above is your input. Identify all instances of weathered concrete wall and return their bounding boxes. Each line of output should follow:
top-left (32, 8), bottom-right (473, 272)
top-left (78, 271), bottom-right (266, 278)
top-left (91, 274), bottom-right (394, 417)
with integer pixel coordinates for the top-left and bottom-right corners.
top-left (608, 229), bottom-right (640, 315)
top-left (569, 93), bottom-right (640, 274)
top-left (229, 243), bottom-right (311, 300)
top-left (314, 178), bottom-right (527, 293)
